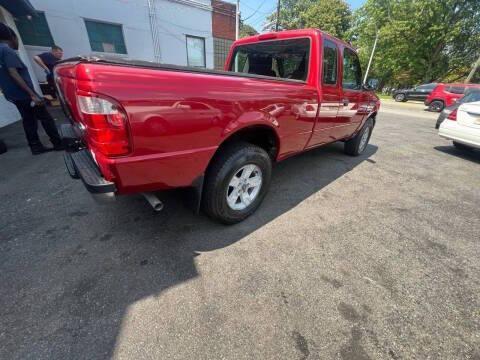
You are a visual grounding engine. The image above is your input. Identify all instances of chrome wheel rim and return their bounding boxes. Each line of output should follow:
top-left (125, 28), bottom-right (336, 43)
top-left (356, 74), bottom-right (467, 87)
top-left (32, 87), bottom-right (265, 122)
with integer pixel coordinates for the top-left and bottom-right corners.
top-left (359, 126), bottom-right (370, 153)
top-left (226, 164), bottom-right (263, 211)
top-left (396, 94), bottom-right (404, 101)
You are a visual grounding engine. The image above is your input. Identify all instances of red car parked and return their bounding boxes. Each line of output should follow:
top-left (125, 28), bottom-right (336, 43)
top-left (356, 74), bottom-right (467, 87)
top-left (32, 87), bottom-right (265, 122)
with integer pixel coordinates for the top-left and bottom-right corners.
top-left (425, 83), bottom-right (480, 112)
top-left (55, 29), bottom-right (380, 223)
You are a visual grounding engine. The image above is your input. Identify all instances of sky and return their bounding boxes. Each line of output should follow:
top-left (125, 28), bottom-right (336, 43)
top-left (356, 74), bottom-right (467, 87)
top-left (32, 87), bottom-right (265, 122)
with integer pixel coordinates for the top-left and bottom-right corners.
top-left (231, 0), bottom-right (365, 32)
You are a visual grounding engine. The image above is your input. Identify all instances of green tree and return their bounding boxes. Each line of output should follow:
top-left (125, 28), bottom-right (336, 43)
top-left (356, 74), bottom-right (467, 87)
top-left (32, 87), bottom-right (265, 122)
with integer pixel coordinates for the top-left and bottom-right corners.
top-left (264, 0), bottom-right (352, 39)
top-left (264, 0), bottom-right (316, 31)
top-left (350, 0), bottom-right (480, 87)
top-left (240, 22), bottom-right (258, 38)
top-left (303, 0), bottom-right (352, 38)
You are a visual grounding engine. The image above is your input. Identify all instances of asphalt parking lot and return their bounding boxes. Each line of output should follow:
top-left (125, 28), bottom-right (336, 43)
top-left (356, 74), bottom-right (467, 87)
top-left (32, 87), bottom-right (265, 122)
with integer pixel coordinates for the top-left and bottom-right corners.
top-left (1, 101), bottom-right (479, 360)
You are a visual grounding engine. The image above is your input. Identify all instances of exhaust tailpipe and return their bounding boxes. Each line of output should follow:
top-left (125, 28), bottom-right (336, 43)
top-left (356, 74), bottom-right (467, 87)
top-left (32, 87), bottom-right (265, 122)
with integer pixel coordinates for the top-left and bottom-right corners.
top-left (142, 192), bottom-right (164, 212)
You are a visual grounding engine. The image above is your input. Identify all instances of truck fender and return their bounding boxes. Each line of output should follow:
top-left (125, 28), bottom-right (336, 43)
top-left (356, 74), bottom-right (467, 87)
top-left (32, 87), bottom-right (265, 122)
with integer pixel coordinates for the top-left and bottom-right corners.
top-left (221, 111), bottom-right (280, 140)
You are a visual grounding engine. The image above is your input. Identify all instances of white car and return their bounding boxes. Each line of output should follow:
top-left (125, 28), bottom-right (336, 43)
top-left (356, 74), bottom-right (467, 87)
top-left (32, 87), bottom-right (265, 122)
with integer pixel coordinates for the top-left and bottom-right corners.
top-left (439, 101), bottom-right (480, 150)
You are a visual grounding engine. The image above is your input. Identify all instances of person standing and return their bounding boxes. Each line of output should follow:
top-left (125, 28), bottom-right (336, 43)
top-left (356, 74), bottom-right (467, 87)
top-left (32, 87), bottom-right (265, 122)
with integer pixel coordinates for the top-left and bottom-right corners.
top-left (0, 23), bottom-right (63, 155)
top-left (34, 45), bottom-right (63, 97)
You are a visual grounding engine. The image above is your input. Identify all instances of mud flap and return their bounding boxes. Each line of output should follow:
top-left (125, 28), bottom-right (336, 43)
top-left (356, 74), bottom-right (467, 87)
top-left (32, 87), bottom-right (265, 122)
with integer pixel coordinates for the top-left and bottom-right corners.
top-left (183, 175), bottom-right (204, 214)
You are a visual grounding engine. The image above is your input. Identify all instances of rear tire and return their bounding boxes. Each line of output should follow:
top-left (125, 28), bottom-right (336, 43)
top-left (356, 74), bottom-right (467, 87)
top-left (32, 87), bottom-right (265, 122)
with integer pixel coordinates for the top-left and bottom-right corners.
top-left (203, 142), bottom-right (272, 224)
top-left (453, 141), bottom-right (473, 151)
top-left (395, 93), bottom-right (407, 102)
top-left (344, 118), bottom-right (374, 156)
top-left (428, 100), bottom-right (444, 112)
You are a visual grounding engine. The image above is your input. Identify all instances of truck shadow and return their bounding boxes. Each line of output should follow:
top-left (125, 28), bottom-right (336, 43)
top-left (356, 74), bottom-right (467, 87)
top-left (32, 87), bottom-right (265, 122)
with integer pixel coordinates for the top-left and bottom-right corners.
top-left (0, 137), bottom-right (377, 359)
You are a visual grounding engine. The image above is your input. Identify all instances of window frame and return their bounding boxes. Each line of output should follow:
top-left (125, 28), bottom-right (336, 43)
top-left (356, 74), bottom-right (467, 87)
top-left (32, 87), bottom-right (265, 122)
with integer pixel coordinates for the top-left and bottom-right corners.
top-left (322, 39), bottom-right (338, 86)
top-left (186, 35), bottom-right (206, 68)
top-left (228, 37), bottom-right (312, 83)
top-left (84, 18), bottom-right (128, 55)
top-left (14, 11), bottom-right (54, 47)
top-left (214, 37), bottom-right (234, 71)
top-left (341, 47), bottom-right (363, 91)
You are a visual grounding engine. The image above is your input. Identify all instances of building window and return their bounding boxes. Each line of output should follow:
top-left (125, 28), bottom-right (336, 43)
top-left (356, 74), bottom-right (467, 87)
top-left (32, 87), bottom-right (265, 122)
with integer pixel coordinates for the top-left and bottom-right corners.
top-left (214, 38), bottom-right (233, 70)
top-left (186, 36), bottom-right (206, 68)
top-left (15, 12), bottom-right (54, 47)
top-left (84, 20), bottom-right (127, 54)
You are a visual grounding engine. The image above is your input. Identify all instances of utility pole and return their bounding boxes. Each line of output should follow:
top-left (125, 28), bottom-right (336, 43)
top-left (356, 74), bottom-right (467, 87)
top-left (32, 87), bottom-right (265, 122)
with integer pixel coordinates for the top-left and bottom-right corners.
top-left (235, 0), bottom-right (240, 40)
top-left (465, 54), bottom-right (480, 84)
top-left (363, 31), bottom-right (379, 84)
top-left (275, 0), bottom-right (281, 31)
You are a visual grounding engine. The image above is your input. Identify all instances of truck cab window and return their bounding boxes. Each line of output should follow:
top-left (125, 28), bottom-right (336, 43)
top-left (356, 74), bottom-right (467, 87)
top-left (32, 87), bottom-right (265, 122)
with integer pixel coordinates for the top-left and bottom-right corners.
top-left (342, 48), bottom-right (362, 90)
top-left (322, 40), bottom-right (338, 85)
top-left (230, 38), bottom-right (310, 81)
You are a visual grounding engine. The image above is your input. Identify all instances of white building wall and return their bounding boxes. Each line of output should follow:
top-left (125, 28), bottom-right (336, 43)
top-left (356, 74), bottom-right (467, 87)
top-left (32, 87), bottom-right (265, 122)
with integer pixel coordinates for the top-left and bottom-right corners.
top-left (0, 6), bottom-right (42, 128)
top-left (27, 0), bottom-right (214, 82)
top-left (152, 0), bottom-right (214, 68)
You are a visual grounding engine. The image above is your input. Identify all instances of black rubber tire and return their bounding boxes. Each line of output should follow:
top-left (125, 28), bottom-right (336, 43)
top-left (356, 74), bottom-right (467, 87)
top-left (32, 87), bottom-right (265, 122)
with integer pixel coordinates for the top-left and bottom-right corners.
top-left (428, 100), bottom-right (444, 112)
top-left (394, 93), bottom-right (407, 102)
top-left (344, 118), bottom-right (374, 156)
top-left (453, 141), bottom-right (473, 151)
top-left (203, 142), bottom-right (272, 224)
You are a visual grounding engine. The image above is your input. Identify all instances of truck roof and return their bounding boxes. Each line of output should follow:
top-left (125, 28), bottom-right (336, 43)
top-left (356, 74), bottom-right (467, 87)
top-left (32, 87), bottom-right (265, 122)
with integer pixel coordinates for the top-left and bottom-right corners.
top-left (233, 28), bottom-right (355, 51)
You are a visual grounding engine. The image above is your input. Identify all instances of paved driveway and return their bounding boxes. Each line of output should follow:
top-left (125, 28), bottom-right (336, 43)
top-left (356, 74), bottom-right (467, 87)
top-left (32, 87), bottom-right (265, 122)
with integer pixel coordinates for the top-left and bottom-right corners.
top-left (0, 104), bottom-right (479, 359)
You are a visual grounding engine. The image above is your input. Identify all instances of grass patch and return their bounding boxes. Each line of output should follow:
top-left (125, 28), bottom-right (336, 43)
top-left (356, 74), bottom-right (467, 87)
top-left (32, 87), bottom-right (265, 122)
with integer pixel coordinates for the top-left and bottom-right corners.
top-left (376, 93), bottom-right (392, 100)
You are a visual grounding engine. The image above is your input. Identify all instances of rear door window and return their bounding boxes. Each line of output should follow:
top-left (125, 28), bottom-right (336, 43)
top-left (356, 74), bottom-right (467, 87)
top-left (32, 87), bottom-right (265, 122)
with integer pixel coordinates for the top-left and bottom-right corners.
top-left (322, 39), bottom-right (338, 85)
top-left (230, 38), bottom-right (310, 81)
top-left (342, 48), bottom-right (362, 90)
top-left (447, 86), bottom-right (466, 94)
top-left (461, 90), bottom-right (480, 103)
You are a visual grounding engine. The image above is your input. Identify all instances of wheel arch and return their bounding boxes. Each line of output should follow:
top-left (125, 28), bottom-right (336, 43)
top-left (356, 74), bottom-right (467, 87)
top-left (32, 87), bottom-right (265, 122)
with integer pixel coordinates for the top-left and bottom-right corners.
top-left (215, 124), bottom-right (280, 162)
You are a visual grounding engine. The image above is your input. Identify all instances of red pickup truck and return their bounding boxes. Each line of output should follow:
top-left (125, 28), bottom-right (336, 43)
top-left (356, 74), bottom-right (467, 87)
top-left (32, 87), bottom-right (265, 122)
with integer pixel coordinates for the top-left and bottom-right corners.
top-left (55, 29), bottom-right (379, 223)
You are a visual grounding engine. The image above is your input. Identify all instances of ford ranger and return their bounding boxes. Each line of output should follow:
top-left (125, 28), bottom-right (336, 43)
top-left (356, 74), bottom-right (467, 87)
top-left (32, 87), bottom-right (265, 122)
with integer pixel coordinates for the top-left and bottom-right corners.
top-left (55, 29), bottom-right (380, 224)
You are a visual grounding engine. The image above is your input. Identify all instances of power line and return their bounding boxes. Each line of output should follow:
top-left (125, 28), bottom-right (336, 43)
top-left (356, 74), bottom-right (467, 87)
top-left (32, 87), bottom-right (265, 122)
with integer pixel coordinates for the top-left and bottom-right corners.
top-left (246, 5), bottom-right (277, 27)
top-left (241, 1), bottom-right (272, 15)
top-left (242, 0), bottom-right (268, 21)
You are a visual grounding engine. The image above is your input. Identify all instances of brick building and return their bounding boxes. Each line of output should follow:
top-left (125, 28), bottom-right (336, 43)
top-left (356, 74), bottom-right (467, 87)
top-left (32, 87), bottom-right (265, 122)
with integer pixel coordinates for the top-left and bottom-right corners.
top-left (212, 0), bottom-right (236, 70)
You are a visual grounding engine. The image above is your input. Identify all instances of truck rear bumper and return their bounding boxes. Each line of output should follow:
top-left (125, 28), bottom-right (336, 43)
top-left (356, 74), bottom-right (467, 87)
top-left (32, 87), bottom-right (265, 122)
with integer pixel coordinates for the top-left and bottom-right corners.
top-left (60, 122), bottom-right (116, 201)
top-left (64, 150), bottom-right (117, 201)
top-left (60, 123), bottom-right (214, 197)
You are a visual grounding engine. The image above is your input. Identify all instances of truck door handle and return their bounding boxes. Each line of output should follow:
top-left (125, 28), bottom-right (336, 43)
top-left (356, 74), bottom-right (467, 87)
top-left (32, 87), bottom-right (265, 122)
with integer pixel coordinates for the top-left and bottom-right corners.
top-left (342, 99), bottom-right (349, 106)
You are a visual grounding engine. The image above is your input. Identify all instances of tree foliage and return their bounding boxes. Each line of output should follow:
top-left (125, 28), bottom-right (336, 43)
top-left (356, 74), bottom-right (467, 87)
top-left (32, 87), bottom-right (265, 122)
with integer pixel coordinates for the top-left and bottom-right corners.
top-left (303, 0), bottom-right (351, 38)
top-left (240, 21), bottom-right (258, 38)
top-left (262, 0), bottom-right (480, 86)
top-left (265, 0), bottom-right (351, 38)
top-left (350, 0), bottom-right (480, 86)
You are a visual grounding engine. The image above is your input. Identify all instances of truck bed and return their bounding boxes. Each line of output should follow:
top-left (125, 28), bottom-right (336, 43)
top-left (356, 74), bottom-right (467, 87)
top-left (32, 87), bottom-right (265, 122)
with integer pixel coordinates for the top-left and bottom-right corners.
top-left (57, 55), bottom-right (306, 84)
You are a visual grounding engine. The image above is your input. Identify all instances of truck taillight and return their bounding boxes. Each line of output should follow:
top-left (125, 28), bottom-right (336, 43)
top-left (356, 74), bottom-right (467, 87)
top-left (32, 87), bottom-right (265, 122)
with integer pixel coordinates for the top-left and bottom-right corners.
top-left (447, 109), bottom-right (457, 121)
top-left (77, 94), bottom-right (131, 156)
